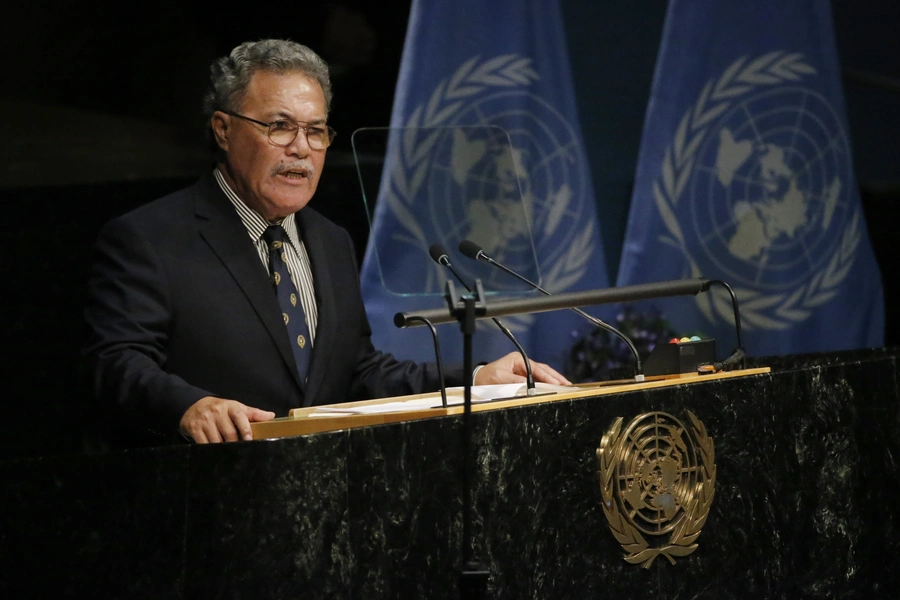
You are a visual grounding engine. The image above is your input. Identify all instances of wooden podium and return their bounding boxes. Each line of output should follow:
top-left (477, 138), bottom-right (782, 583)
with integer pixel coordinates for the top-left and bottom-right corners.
top-left (251, 367), bottom-right (771, 440)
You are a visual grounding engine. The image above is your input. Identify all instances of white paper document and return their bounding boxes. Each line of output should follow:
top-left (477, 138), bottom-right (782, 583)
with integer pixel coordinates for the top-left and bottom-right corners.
top-left (309, 382), bottom-right (576, 416)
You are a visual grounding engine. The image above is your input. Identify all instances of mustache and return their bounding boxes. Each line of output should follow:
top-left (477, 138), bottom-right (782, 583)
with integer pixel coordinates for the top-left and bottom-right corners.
top-left (272, 161), bottom-right (315, 178)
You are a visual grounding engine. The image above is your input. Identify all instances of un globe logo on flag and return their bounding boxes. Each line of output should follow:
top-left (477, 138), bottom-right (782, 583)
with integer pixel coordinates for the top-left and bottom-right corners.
top-left (654, 52), bottom-right (862, 329)
top-left (690, 87), bottom-right (852, 290)
top-left (382, 55), bottom-right (598, 329)
top-left (423, 125), bottom-right (539, 287)
top-left (425, 92), bottom-right (593, 293)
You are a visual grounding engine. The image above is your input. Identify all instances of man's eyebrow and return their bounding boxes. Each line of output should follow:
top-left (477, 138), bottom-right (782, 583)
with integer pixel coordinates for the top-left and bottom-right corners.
top-left (272, 112), bottom-right (326, 125)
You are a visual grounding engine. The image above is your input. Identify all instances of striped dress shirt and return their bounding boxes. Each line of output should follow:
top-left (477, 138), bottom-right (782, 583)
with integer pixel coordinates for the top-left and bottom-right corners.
top-left (214, 168), bottom-right (318, 345)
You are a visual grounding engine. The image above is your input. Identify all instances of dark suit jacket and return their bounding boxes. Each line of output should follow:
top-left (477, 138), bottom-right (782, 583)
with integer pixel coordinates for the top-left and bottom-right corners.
top-left (82, 174), bottom-right (454, 443)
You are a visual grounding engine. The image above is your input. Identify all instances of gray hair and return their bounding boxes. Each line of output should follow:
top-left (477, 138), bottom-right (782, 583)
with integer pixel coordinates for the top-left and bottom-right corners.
top-left (203, 39), bottom-right (333, 127)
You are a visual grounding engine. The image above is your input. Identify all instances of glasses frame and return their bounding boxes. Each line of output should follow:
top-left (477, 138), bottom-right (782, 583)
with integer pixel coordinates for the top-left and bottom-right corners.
top-left (222, 111), bottom-right (336, 149)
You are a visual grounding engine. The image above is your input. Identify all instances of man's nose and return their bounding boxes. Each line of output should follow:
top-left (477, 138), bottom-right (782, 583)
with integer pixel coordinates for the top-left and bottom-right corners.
top-left (285, 128), bottom-right (311, 156)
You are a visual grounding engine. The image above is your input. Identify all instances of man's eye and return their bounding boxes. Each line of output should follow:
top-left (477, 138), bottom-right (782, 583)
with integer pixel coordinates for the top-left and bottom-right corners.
top-left (307, 126), bottom-right (326, 138)
top-left (270, 121), bottom-right (295, 132)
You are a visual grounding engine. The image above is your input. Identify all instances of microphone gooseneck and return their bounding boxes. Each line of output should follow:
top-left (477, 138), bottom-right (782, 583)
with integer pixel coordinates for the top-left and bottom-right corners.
top-left (403, 315), bottom-right (448, 407)
top-left (429, 243), bottom-right (536, 394)
top-left (706, 279), bottom-right (746, 371)
top-left (459, 239), bottom-right (645, 381)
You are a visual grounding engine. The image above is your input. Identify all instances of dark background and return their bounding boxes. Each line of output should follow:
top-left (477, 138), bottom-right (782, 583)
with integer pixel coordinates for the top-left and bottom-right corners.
top-left (1, 0), bottom-right (897, 460)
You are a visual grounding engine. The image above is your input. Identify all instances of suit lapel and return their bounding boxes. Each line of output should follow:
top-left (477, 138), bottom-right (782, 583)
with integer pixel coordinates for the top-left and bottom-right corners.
top-left (191, 177), bottom-right (305, 392)
top-left (297, 211), bottom-right (336, 405)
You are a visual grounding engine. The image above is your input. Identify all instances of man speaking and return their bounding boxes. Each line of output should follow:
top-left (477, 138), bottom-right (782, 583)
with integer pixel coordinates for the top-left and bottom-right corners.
top-left (82, 39), bottom-right (567, 445)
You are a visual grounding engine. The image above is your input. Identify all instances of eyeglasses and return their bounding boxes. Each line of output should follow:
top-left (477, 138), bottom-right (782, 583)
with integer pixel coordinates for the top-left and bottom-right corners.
top-left (223, 111), bottom-right (336, 150)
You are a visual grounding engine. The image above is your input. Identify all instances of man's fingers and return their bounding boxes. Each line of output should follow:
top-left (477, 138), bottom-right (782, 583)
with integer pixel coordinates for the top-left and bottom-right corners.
top-left (216, 409), bottom-right (241, 442)
top-left (500, 352), bottom-right (573, 385)
top-left (180, 397), bottom-right (275, 444)
top-left (202, 421), bottom-right (224, 444)
top-left (235, 406), bottom-right (276, 441)
top-left (229, 405), bottom-right (256, 441)
top-left (244, 407), bottom-right (276, 422)
top-left (191, 427), bottom-right (209, 444)
top-left (530, 361), bottom-right (572, 385)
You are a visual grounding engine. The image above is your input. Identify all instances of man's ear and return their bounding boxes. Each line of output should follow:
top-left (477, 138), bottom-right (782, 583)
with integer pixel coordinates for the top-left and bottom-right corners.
top-left (210, 112), bottom-right (230, 152)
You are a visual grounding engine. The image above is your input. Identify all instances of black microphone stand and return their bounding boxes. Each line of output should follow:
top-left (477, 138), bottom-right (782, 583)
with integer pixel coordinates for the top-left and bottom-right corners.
top-left (395, 277), bottom-right (753, 376)
top-left (430, 244), bottom-right (537, 395)
top-left (394, 278), bottom-right (714, 327)
top-left (443, 280), bottom-right (490, 599)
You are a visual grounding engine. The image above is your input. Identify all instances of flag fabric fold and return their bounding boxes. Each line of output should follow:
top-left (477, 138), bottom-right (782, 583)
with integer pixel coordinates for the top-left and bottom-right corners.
top-left (617, 0), bottom-right (884, 356)
top-left (359, 0), bottom-right (610, 370)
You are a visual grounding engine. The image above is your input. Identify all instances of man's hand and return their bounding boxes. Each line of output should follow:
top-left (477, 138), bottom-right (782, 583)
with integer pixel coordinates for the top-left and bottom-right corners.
top-left (474, 352), bottom-right (572, 386)
top-left (179, 396), bottom-right (275, 443)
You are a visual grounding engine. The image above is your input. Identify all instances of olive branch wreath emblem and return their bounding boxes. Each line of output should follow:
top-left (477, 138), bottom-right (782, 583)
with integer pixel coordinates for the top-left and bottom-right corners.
top-left (653, 51), bottom-right (861, 330)
top-left (597, 411), bottom-right (716, 568)
top-left (384, 55), bottom-right (597, 313)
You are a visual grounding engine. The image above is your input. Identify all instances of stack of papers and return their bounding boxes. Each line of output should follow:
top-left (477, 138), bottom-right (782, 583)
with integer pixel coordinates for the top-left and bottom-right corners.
top-left (310, 382), bottom-right (575, 416)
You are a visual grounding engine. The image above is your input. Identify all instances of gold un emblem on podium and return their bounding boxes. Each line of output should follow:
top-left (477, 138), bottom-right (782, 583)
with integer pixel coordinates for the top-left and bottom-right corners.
top-left (597, 411), bottom-right (716, 568)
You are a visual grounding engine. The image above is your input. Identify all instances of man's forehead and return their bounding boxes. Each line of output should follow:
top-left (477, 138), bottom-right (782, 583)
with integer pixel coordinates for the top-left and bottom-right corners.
top-left (242, 69), bottom-right (326, 113)
top-left (247, 69), bottom-right (322, 92)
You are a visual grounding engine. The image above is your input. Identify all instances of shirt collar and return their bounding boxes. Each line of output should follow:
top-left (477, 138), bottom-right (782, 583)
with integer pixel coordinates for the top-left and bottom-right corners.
top-left (213, 168), bottom-right (301, 249)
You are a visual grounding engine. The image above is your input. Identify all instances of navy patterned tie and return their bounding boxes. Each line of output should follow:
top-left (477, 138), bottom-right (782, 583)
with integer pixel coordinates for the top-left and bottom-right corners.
top-left (263, 225), bottom-right (311, 387)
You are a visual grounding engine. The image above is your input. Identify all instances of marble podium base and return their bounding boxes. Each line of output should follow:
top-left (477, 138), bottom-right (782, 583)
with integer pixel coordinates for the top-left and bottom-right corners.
top-left (1, 348), bottom-right (898, 598)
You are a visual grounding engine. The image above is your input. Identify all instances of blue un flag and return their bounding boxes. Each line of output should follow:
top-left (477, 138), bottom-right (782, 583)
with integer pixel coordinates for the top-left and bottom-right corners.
top-left (617, 0), bottom-right (884, 356)
top-left (358, 0), bottom-right (610, 370)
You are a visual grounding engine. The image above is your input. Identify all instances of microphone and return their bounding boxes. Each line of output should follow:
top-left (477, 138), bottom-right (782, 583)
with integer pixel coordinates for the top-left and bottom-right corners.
top-left (458, 239), bottom-right (645, 381)
top-left (429, 243), bottom-right (538, 395)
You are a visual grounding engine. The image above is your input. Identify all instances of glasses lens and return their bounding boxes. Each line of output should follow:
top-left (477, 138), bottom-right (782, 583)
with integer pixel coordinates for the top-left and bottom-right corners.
top-left (306, 126), bottom-right (332, 150)
top-left (265, 121), bottom-right (333, 149)
top-left (268, 121), bottom-right (298, 146)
